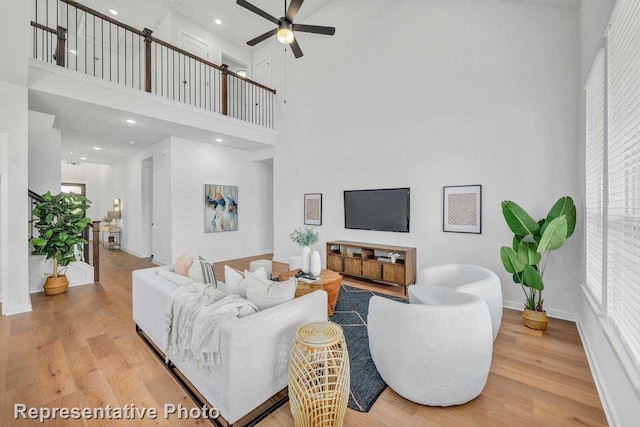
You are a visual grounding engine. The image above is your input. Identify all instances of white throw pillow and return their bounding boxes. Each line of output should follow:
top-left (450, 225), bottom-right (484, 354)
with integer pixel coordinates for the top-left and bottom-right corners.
top-left (158, 269), bottom-right (194, 287)
top-left (222, 267), bottom-right (267, 298)
top-left (245, 275), bottom-right (297, 310)
top-left (188, 256), bottom-right (219, 287)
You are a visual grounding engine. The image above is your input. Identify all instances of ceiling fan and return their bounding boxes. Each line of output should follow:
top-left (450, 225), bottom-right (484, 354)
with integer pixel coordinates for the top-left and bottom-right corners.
top-left (236, 0), bottom-right (335, 58)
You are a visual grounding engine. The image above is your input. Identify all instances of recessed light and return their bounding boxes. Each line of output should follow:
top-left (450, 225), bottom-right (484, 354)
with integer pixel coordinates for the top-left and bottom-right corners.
top-left (69, 49), bottom-right (77, 54)
top-left (216, 138), bottom-right (223, 142)
top-left (70, 151), bottom-right (74, 154)
top-left (129, 140), bottom-right (136, 145)
top-left (109, 9), bottom-right (118, 15)
top-left (80, 157), bottom-right (87, 160)
top-left (93, 146), bottom-right (101, 150)
top-left (126, 119), bottom-right (136, 124)
top-left (214, 19), bottom-right (222, 25)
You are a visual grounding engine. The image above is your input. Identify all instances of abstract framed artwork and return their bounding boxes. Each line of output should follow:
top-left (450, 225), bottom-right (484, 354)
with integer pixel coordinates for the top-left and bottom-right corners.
top-left (443, 185), bottom-right (482, 234)
top-left (204, 184), bottom-right (238, 233)
top-left (304, 193), bottom-right (322, 226)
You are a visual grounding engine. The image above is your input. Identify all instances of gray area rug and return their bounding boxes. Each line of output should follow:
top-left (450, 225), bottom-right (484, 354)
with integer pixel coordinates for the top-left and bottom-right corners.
top-left (329, 285), bottom-right (407, 412)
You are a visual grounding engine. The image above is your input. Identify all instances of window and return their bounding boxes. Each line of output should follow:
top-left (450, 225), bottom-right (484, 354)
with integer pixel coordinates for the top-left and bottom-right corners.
top-left (606, 0), bottom-right (640, 364)
top-left (585, 0), bottom-right (640, 367)
top-left (585, 48), bottom-right (605, 306)
top-left (61, 182), bottom-right (86, 196)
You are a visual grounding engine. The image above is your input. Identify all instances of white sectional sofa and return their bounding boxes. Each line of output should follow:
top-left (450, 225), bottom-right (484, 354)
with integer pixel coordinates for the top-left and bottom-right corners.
top-left (132, 266), bottom-right (328, 425)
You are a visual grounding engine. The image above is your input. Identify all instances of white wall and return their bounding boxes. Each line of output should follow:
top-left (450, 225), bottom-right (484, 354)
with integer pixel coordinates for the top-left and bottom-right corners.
top-left (576, 1), bottom-right (639, 426)
top-left (60, 161), bottom-right (116, 225)
top-left (110, 138), bottom-right (172, 264)
top-left (258, 0), bottom-right (581, 318)
top-left (28, 111), bottom-right (61, 195)
top-left (170, 137), bottom-right (273, 263)
top-left (160, 12), bottom-right (251, 73)
top-left (0, 0), bottom-right (31, 315)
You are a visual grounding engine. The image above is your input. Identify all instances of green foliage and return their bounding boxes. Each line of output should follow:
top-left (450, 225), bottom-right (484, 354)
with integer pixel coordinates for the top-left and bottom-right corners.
top-left (499, 196), bottom-right (576, 312)
top-left (290, 226), bottom-right (320, 247)
top-left (30, 192), bottom-right (91, 277)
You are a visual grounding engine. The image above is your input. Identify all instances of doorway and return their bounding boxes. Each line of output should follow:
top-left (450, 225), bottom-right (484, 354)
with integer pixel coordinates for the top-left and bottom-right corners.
top-left (142, 157), bottom-right (154, 259)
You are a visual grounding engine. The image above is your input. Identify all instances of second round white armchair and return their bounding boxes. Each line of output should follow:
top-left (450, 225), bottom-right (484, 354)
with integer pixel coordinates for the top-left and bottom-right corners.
top-left (416, 264), bottom-right (503, 340)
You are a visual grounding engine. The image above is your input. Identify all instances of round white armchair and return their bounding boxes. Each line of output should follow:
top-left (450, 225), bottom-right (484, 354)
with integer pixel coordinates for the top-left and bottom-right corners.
top-left (368, 287), bottom-right (493, 406)
top-left (416, 264), bottom-right (502, 340)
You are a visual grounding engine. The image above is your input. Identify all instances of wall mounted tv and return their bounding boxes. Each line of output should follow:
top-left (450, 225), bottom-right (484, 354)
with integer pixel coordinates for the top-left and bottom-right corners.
top-left (344, 188), bottom-right (410, 233)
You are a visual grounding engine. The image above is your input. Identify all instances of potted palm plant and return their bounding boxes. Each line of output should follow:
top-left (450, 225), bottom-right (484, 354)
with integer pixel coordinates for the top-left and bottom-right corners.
top-left (30, 191), bottom-right (92, 295)
top-left (499, 196), bottom-right (576, 330)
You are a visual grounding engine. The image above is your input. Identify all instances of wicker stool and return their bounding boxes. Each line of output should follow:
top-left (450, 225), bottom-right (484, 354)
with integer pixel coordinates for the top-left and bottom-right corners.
top-left (288, 322), bottom-right (350, 427)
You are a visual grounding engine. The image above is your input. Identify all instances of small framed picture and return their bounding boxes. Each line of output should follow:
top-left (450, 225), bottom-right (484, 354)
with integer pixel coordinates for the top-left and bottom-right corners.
top-left (443, 185), bottom-right (482, 234)
top-left (304, 193), bottom-right (322, 226)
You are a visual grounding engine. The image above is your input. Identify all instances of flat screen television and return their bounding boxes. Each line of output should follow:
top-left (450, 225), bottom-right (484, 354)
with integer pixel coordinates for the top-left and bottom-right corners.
top-left (344, 188), bottom-right (410, 232)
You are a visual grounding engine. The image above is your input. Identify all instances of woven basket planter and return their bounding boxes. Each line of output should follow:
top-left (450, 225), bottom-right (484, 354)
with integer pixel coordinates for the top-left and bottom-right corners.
top-left (523, 308), bottom-right (548, 330)
top-left (288, 322), bottom-right (350, 427)
top-left (44, 275), bottom-right (69, 296)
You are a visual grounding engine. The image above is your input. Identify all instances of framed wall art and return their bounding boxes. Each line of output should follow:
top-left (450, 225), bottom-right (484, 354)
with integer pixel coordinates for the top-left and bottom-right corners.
top-left (204, 184), bottom-right (238, 232)
top-left (443, 185), bottom-right (482, 234)
top-left (304, 193), bottom-right (322, 226)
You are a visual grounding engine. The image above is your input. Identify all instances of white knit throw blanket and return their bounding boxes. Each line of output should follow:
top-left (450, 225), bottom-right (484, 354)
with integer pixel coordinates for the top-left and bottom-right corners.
top-left (165, 282), bottom-right (258, 370)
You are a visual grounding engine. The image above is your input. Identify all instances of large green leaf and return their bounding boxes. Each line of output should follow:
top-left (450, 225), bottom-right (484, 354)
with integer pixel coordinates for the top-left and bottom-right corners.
top-left (513, 235), bottom-right (522, 251)
top-left (500, 246), bottom-right (525, 274)
top-left (537, 215), bottom-right (568, 253)
top-left (518, 240), bottom-right (542, 266)
top-left (542, 197), bottom-right (576, 238)
top-left (523, 264), bottom-right (544, 290)
top-left (502, 201), bottom-right (540, 237)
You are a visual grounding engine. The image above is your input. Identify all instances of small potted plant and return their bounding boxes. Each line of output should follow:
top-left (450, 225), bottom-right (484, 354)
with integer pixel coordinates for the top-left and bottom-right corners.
top-left (499, 196), bottom-right (576, 330)
top-left (290, 226), bottom-right (320, 273)
top-left (30, 192), bottom-right (92, 295)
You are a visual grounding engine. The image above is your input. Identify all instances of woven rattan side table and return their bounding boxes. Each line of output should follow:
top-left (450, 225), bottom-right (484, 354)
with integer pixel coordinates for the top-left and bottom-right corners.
top-left (288, 322), bottom-right (350, 427)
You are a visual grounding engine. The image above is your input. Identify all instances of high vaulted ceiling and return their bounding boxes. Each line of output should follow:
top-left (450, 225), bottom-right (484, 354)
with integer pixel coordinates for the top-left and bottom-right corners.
top-left (78, 0), bottom-right (335, 51)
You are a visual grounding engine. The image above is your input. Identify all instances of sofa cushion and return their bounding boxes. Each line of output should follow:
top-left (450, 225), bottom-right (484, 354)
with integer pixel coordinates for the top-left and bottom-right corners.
top-left (175, 253), bottom-right (195, 276)
top-left (245, 276), bottom-right (297, 310)
top-left (158, 269), bottom-right (194, 287)
top-left (189, 256), bottom-right (219, 287)
top-left (222, 267), bottom-right (266, 298)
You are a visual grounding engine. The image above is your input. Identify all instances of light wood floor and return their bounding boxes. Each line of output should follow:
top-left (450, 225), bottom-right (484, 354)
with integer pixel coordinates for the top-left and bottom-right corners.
top-left (0, 250), bottom-right (607, 426)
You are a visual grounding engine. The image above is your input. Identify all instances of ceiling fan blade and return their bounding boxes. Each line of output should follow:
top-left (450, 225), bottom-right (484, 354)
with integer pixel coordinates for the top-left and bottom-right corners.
top-left (292, 24), bottom-right (335, 36)
top-left (290, 39), bottom-right (303, 58)
top-left (247, 28), bottom-right (278, 46)
top-left (286, 0), bottom-right (304, 22)
top-left (236, 0), bottom-right (280, 25)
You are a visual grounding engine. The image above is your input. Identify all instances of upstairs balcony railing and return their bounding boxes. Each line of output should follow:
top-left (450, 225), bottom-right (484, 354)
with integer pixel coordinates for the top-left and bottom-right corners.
top-left (30, 0), bottom-right (276, 129)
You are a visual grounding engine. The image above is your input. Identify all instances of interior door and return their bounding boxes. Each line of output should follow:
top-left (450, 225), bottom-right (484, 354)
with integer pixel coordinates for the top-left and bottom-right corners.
top-left (179, 32), bottom-right (210, 106)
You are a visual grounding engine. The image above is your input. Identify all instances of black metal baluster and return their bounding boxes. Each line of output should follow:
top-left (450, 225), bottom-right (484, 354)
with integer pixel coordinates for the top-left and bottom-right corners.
top-left (117, 26), bottom-right (119, 83)
top-left (46, 0), bottom-right (49, 62)
top-left (189, 58), bottom-right (192, 105)
top-left (92, 14), bottom-right (95, 76)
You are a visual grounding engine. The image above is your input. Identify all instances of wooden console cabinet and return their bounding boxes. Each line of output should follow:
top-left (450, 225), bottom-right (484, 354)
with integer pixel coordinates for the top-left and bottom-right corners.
top-left (326, 240), bottom-right (416, 294)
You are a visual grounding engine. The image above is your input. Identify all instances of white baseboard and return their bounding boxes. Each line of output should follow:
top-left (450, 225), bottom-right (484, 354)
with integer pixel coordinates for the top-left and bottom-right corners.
top-left (502, 299), bottom-right (577, 321)
top-left (120, 247), bottom-right (146, 258)
top-left (576, 317), bottom-right (618, 426)
top-left (4, 303), bottom-right (33, 316)
top-left (272, 256), bottom-right (290, 264)
top-left (152, 258), bottom-right (167, 266)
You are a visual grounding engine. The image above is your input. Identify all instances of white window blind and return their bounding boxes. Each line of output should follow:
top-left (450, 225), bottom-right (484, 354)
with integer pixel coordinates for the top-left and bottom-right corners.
top-left (585, 48), bottom-right (605, 305)
top-left (607, 0), bottom-right (640, 364)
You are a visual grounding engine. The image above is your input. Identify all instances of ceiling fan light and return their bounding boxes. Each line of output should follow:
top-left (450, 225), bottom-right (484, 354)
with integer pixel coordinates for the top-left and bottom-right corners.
top-left (277, 27), bottom-right (294, 45)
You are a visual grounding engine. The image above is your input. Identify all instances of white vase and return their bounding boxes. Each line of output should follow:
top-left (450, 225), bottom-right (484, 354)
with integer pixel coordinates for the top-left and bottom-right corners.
top-left (310, 251), bottom-right (322, 276)
top-left (301, 246), bottom-right (311, 273)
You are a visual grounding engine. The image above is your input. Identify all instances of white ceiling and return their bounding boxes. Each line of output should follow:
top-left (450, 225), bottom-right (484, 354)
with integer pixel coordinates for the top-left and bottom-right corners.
top-left (78, 0), bottom-right (335, 52)
top-left (29, 90), bottom-right (270, 165)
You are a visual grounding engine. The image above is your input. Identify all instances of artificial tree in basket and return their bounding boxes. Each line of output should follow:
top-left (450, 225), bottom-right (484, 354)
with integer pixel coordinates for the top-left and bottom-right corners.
top-left (499, 196), bottom-right (576, 330)
top-left (30, 191), bottom-right (92, 295)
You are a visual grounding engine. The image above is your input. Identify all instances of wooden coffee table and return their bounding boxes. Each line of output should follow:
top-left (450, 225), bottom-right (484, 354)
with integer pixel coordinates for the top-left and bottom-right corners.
top-left (279, 269), bottom-right (342, 316)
